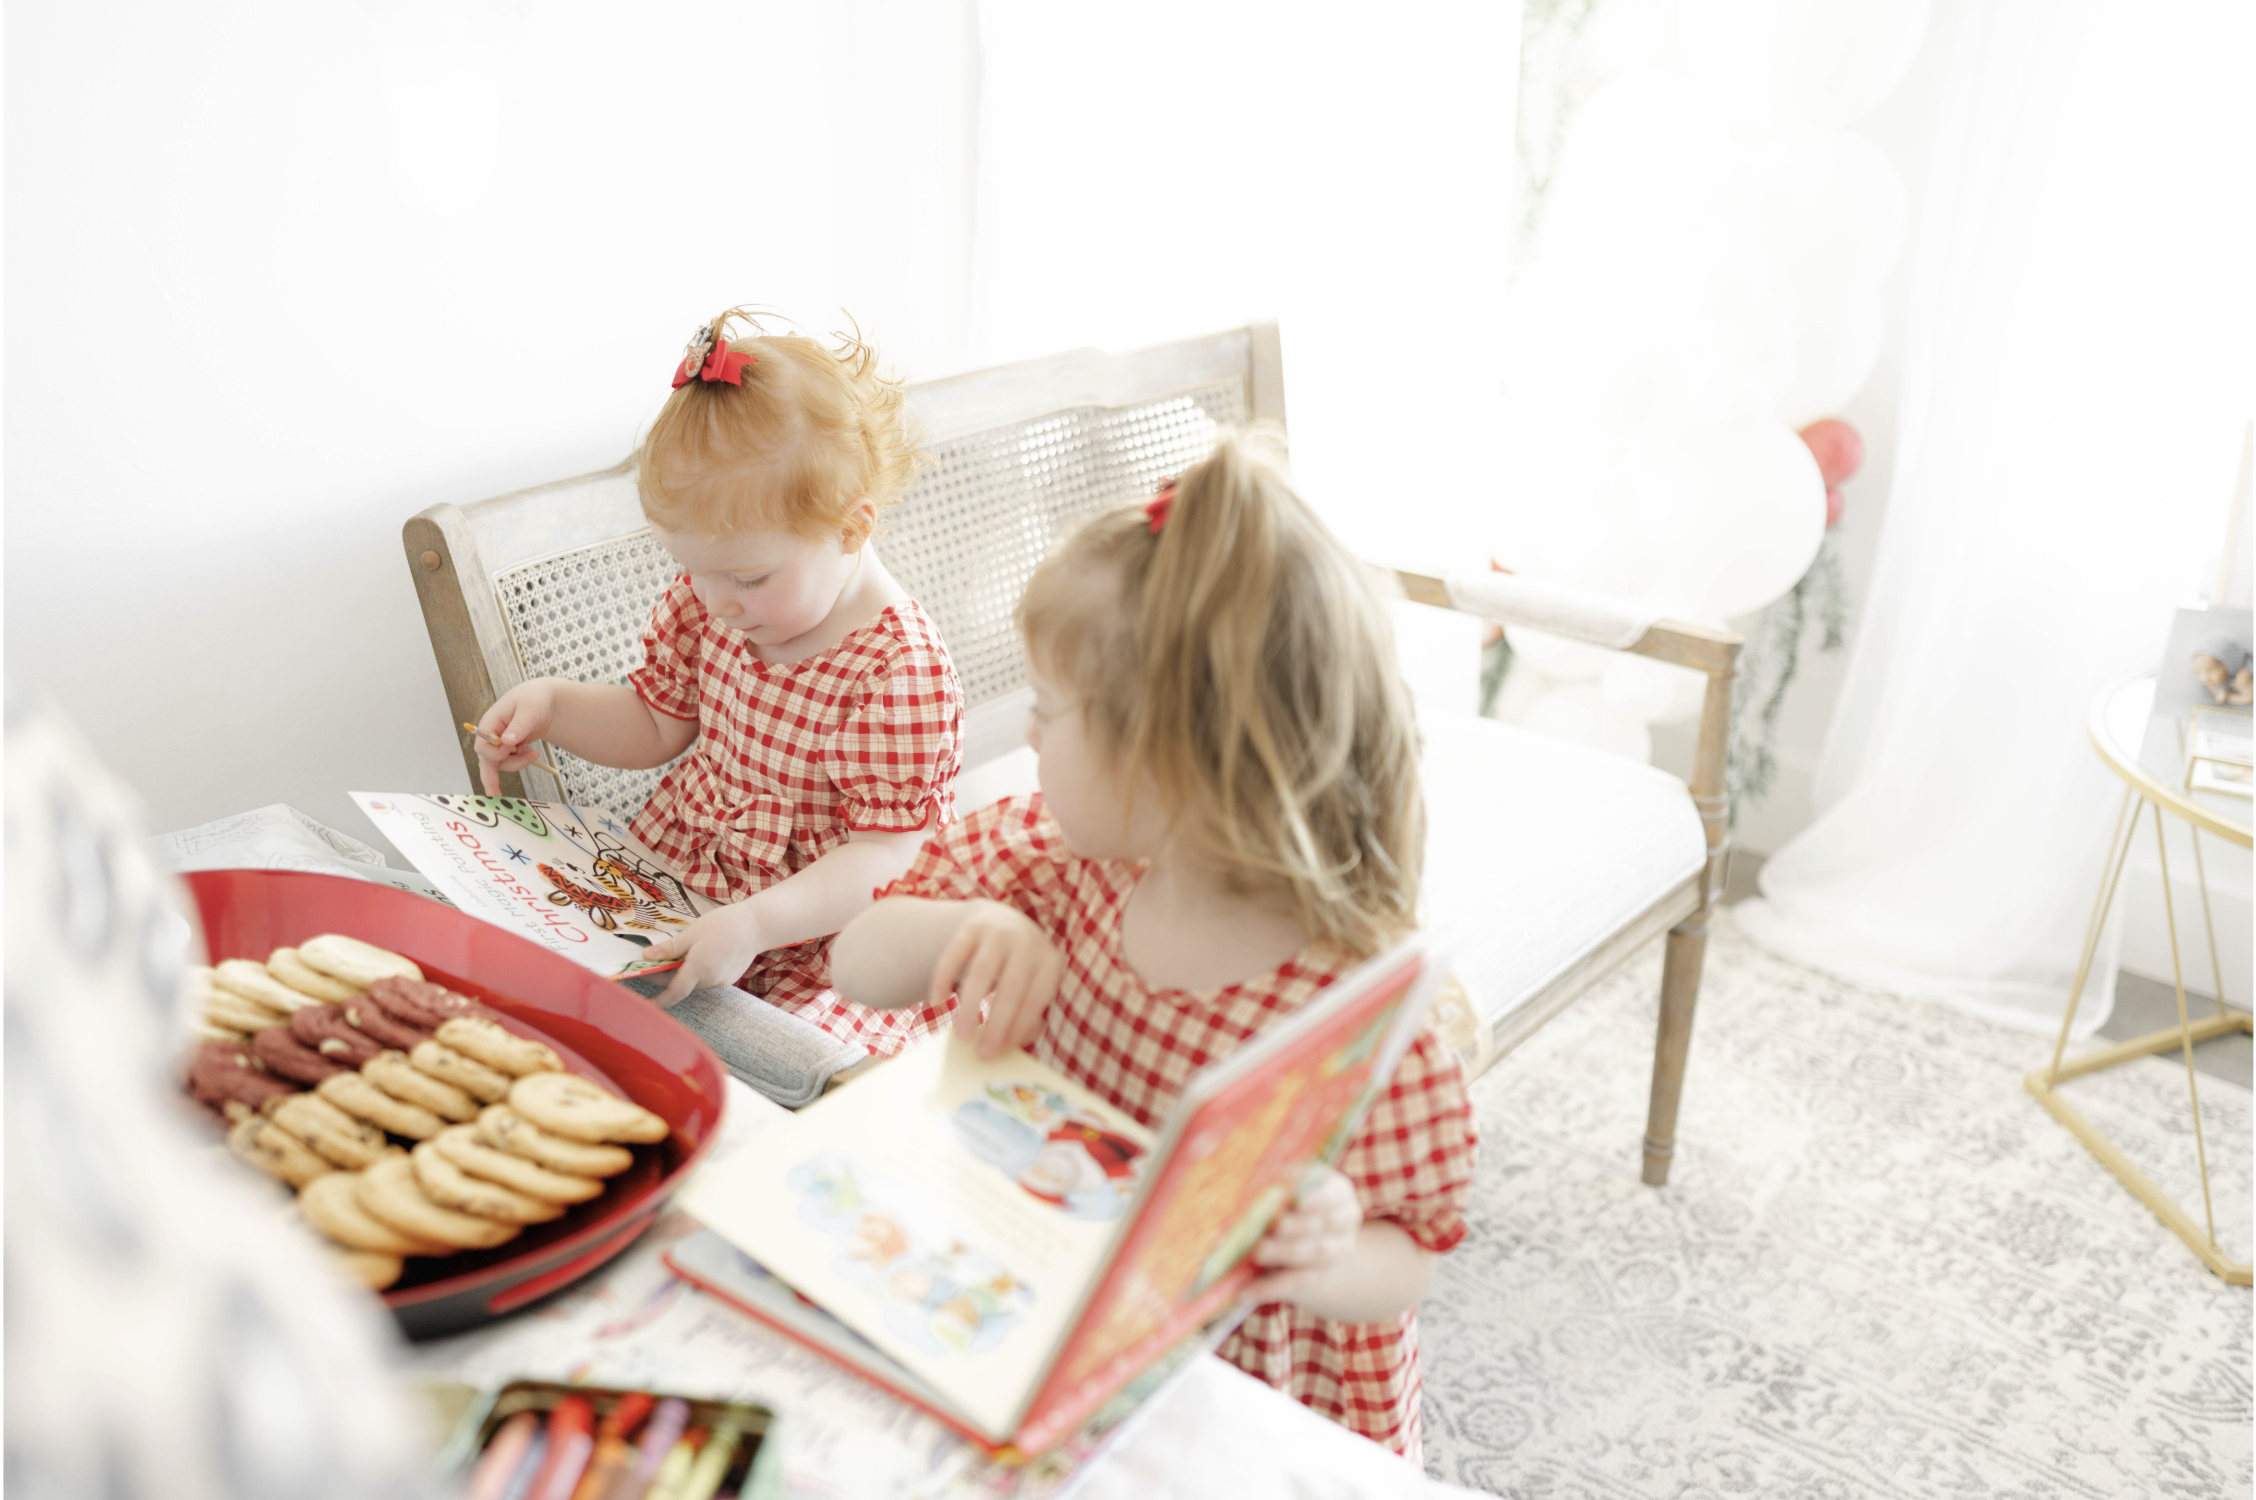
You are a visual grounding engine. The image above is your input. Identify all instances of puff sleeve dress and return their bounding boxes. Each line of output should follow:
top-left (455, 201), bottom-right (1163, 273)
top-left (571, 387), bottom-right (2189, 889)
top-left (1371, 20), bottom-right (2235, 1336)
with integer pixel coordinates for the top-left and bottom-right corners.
top-left (876, 794), bottom-right (1478, 1461)
top-left (628, 576), bottom-right (964, 1054)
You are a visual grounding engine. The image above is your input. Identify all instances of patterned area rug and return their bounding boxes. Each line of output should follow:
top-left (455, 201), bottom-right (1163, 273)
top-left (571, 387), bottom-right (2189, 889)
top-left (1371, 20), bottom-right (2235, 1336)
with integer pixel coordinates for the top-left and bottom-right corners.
top-left (1421, 914), bottom-right (2252, 1498)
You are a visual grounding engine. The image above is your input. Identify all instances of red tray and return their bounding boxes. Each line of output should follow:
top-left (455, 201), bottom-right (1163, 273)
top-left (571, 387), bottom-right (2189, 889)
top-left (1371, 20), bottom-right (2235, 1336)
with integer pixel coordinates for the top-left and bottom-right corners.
top-left (184, 868), bottom-right (730, 1339)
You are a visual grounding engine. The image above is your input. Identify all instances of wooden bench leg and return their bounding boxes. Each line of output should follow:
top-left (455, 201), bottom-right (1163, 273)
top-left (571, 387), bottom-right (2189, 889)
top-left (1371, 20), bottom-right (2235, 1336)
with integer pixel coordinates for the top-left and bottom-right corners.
top-left (1641, 914), bottom-right (1709, 1186)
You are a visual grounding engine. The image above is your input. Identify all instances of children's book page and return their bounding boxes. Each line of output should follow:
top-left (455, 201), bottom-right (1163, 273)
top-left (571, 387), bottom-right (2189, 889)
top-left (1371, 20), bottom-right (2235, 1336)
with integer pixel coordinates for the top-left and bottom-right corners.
top-left (350, 792), bottom-right (712, 979)
top-left (681, 1038), bottom-right (1157, 1442)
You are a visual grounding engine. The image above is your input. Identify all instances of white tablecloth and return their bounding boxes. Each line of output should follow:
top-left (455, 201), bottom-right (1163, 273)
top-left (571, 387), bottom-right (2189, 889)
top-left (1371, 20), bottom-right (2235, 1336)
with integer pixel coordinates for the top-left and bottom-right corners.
top-left (401, 1081), bottom-right (1474, 1500)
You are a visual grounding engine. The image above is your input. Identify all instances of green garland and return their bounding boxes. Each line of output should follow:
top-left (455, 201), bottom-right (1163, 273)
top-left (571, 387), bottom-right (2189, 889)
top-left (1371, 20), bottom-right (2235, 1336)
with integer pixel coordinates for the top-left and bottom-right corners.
top-left (1727, 535), bottom-right (1848, 821)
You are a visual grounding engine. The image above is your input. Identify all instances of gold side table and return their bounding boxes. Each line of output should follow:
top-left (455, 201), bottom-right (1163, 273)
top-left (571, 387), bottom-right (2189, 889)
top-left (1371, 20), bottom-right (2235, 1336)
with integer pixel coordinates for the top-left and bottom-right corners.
top-left (2028, 673), bottom-right (2251, 1285)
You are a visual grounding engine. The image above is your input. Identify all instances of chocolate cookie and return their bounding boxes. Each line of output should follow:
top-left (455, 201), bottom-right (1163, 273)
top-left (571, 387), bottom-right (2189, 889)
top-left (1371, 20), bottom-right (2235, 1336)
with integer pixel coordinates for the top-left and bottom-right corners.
top-left (186, 1039), bottom-right (298, 1114)
top-left (318, 1073), bottom-right (447, 1141)
top-left (251, 1025), bottom-right (348, 1086)
top-left (409, 1041), bottom-right (512, 1104)
top-left (266, 1092), bottom-right (394, 1170)
top-left (342, 1000), bottom-right (431, 1053)
top-left (298, 934), bottom-right (423, 988)
top-left (475, 1105), bottom-right (634, 1178)
top-left (289, 1004), bottom-right (382, 1068)
top-left (363, 1050), bottom-right (477, 1123)
top-left (227, 1117), bottom-right (333, 1189)
top-left (332, 1249), bottom-right (404, 1290)
top-left (430, 1125), bottom-right (604, 1204)
top-left (435, 1017), bottom-right (561, 1078)
top-left (410, 1141), bottom-right (564, 1224)
top-left (267, 947), bottom-right (363, 1004)
top-left (355, 1156), bottom-right (520, 1251)
top-left (212, 959), bottom-right (321, 1015)
top-left (364, 975), bottom-right (482, 1030)
top-left (298, 1172), bottom-right (445, 1257)
top-left (508, 1073), bottom-right (668, 1145)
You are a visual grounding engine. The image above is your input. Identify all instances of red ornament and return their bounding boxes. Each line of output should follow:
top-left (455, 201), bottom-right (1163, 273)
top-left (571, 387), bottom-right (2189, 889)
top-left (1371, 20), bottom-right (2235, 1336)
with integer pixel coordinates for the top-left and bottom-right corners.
top-left (1799, 419), bottom-right (1864, 529)
top-left (1797, 418), bottom-right (1865, 486)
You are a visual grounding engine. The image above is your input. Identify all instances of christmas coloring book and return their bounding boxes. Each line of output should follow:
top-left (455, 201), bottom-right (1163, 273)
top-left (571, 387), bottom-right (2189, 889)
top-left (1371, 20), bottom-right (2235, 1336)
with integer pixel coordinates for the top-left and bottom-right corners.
top-left (350, 793), bottom-right (712, 982)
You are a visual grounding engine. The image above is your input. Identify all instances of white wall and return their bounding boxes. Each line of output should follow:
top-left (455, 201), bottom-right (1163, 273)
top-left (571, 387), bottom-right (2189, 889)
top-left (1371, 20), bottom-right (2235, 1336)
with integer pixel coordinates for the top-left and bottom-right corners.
top-left (6, 0), bottom-right (979, 838)
top-left (7, 1), bottom-right (1523, 847)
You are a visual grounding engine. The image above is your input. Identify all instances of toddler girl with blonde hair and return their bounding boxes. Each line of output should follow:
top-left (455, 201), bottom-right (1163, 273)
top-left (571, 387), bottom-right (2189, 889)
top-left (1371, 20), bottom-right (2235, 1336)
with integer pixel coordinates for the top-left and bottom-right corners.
top-left (477, 309), bottom-right (961, 1053)
top-left (830, 432), bottom-right (1476, 1460)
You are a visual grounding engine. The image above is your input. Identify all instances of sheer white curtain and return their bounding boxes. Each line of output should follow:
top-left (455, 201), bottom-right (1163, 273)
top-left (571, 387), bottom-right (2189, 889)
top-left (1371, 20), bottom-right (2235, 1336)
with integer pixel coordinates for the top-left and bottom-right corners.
top-left (1735, 0), bottom-right (2255, 1033)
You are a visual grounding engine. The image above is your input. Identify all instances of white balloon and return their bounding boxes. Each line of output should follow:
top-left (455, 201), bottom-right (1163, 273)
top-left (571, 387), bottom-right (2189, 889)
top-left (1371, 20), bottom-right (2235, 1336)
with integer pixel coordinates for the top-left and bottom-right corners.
top-left (1596, 419), bottom-right (1825, 619)
top-left (1600, 653), bottom-right (1711, 725)
top-left (1539, 71), bottom-right (1745, 263)
top-left (1775, 289), bottom-right (1885, 428)
top-left (1678, 0), bottom-right (1931, 133)
top-left (1515, 681), bottom-right (1656, 763)
top-left (1689, 424), bottom-right (1829, 617)
top-left (1754, 131), bottom-right (1910, 304)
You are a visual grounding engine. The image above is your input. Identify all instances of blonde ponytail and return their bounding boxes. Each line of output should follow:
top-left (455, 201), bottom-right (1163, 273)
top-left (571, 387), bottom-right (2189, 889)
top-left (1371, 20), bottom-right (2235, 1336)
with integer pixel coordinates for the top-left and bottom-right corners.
top-left (1018, 430), bottom-right (1422, 957)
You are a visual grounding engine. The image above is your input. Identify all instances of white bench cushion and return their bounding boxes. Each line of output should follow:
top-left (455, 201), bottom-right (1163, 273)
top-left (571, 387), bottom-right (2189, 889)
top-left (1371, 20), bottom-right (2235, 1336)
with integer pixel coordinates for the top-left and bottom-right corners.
top-left (1418, 711), bottom-right (1703, 1031)
top-left (947, 711), bottom-right (1704, 1037)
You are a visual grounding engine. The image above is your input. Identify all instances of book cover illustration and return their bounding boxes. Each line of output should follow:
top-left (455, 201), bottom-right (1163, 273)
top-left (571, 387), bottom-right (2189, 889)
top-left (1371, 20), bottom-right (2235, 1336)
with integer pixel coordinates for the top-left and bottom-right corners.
top-left (351, 792), bottom-right (714, 979)
top-left (1016, 955), bottom-right (1424, 1454)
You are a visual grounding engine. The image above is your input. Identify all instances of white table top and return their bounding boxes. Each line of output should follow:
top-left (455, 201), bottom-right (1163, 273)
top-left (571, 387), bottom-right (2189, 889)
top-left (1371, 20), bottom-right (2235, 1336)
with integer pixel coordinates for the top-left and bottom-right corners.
top-left (402, 1080), bottom-right (1468, 1500)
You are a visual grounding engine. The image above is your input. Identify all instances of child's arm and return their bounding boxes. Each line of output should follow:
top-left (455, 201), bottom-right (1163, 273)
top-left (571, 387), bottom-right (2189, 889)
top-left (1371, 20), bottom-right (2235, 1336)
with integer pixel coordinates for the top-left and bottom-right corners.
top-left (641, 832), bottom-right (950, 1007)
top-left (1245, 1169), bottom-right (1437, 1324)
top-left (475, 680), bottom-right (698, 795)
top-left (830, 896), bottom-right (1065, 1057)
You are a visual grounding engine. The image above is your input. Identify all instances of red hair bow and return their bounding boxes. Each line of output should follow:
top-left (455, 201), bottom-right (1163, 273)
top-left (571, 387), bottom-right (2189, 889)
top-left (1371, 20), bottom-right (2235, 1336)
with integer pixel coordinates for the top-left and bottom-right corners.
top-left (671, 324), bottom-right (756, 389)
top-left (1145, 478), bottom-right (1176, 535)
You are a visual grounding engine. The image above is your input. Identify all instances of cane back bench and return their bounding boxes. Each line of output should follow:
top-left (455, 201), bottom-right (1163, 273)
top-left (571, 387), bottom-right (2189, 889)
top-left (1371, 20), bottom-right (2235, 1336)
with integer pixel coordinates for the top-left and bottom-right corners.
top-left (402, 323), bottom-right (1739, 1184)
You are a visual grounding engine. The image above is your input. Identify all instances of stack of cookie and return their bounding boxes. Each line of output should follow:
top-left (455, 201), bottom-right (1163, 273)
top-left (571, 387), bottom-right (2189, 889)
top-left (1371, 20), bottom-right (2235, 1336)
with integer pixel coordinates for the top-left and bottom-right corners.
top-left (179, 934), bottom-right (668, 1291)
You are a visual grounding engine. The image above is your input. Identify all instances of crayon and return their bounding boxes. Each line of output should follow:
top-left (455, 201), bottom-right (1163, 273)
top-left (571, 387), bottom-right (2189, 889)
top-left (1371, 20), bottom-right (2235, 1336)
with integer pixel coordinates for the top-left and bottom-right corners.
top-left (467, 1411), bottom-right (541, 1500)
top-left (569, 1392), bottom-right (657, 1500)
top-left (497, 1430), bottom-right (551, 1500)
top-left (675, 1411), bottom-right (746, 1500)
top-left (640, 1429), bottom-right (706, 1500)
top-left (596, 1397), bottom-right (690, 1500)
top-left (525, 1396), bottom-right (597, 1500)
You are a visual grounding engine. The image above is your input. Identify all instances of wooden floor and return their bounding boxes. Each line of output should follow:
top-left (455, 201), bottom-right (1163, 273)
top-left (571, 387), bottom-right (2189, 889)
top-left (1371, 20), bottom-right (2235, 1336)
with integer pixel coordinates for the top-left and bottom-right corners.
top-left (1725, 852), bottom-right (2251, 1087)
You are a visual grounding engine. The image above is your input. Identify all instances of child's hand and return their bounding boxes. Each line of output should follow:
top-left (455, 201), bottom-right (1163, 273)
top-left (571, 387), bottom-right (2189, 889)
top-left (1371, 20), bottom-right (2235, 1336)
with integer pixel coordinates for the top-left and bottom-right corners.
top-left (475, 684), bottom-right (559, 796)
top-left (643, 902), bottom-right (770, 1008)
top-left (935, 901), bottom-right (1065, 1059)
top-left (1246, 1168), bottom-right (1364, 1309)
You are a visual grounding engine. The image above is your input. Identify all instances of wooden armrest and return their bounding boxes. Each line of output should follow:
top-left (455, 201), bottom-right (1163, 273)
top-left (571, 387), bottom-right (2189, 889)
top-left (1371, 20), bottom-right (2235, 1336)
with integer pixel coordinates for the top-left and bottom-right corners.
top-left (1391, 569), bottom-right (1740, 677)
top-left (1392, 566), bottom-right (1741, 892)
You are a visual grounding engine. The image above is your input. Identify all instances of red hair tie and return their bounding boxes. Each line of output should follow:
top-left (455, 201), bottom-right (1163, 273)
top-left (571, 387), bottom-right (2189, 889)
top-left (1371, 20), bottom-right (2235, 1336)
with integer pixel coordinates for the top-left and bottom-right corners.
top-left (670, 323), bottom-right (756, 389)
top-left (1145, 478), bottom-right (1177, 535)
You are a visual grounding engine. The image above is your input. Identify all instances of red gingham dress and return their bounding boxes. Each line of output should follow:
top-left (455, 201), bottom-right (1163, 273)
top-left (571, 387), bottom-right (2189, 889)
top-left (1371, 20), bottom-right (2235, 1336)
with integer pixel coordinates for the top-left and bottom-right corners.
top-left (876, 794), bottom-right (1477, 1462)
top-left (628, 576), bottom-right (963, 1054)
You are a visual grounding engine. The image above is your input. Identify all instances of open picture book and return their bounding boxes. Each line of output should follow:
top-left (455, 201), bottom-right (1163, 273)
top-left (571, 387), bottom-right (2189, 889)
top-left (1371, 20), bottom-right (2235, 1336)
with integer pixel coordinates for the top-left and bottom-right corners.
top-left (350, 792), bottom-right (711, 983)
top-left (671, 934), bottom-right (1448, 1458)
